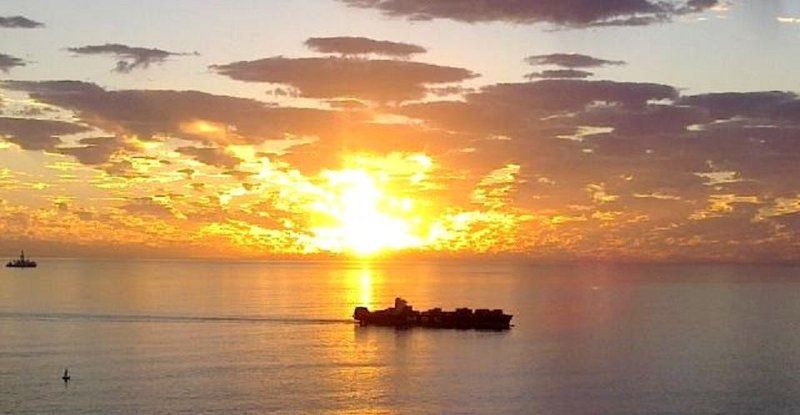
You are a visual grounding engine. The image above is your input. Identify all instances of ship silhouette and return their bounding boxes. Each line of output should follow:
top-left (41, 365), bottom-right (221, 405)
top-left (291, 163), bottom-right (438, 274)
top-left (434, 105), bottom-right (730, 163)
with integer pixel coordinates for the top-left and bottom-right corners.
top-left (354, 297), bottom-right (513, 330)
top-left (6, 251), bottom-right (37, 268)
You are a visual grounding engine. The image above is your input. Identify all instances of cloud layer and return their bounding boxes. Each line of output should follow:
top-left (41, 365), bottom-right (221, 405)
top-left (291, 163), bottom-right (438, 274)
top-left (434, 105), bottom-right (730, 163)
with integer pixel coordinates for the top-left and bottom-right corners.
top-left (5, 69), bottom-right (800, 260)
top-left (68, 43), bottom-right (195, 73)
top-left (526, 53), bottom-right (626, 68)
top-left (2, 11), bottom-right (800, 261)
top-left (305, 36), bottom-right (426, 57)
top-left (211, 56), bottom-right (476, 101)
top-left (0, 15), bottom-right (43, 28)
top-left (3, 80), bottom-right (338, 145)
top-left (0, 117), bottom-right (87, 150)
top-left (525, 69), bottom-right (594, 79)
top-left (0, 54), bottom-right (26, 73)
top-left (339, 0), bottom-right (718, 27)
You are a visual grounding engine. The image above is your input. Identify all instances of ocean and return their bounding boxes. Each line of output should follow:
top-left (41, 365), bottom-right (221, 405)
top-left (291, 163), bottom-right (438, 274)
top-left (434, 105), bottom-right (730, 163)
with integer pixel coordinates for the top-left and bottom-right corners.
top-left (2, 259), bottom-right (800, 414)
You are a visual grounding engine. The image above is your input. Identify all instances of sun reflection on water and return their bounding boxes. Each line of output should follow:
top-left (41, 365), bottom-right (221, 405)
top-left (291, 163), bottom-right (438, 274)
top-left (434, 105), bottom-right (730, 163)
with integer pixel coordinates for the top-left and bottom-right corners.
top-left (344, 263), bottom-right (378, 310)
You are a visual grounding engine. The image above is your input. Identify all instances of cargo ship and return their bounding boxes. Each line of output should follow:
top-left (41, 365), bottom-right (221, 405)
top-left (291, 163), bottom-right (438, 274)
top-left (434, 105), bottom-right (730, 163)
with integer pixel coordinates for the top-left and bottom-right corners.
top-left (353, 297), bottom-right (513, 330)
top-left (6, 251), bottom-right (37, 268)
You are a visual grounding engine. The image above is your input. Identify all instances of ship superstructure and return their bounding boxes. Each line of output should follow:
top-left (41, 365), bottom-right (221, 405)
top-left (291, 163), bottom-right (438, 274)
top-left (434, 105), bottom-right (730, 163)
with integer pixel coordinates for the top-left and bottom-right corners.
top-left (6, 251), bottom-right (37, 268)
top-left (354, 297), bottom-right (512, 330)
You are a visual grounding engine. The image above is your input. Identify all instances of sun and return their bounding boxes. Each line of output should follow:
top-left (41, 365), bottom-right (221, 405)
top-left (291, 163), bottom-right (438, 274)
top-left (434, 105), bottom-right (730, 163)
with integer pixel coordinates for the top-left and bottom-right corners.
top-left (309, 162), bottom-right (427, 257)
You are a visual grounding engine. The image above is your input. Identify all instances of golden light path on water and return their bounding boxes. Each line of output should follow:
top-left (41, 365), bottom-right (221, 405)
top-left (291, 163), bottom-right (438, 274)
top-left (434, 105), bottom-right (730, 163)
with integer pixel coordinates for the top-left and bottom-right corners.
top-left (343, 264), bottom-right (376, 312)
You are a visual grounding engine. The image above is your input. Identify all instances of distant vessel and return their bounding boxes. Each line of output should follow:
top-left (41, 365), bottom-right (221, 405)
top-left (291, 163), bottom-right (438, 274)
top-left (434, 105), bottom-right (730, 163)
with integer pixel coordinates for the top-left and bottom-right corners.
top-left (6, 251), bottom-right (37, 268)
top-left (354, 297), bottom-right (513, 330)
top-left (62, 368), bottom-right (70, 382)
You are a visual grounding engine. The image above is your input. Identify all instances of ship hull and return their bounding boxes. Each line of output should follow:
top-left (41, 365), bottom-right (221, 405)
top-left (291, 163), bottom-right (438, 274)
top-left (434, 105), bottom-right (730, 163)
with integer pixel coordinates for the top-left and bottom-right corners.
top-left (354, 302), bottom-right (513, 331)
top-left (6, 251), bottom-right (36, 268)
top-left (6, 264), bottom-right (37, 268)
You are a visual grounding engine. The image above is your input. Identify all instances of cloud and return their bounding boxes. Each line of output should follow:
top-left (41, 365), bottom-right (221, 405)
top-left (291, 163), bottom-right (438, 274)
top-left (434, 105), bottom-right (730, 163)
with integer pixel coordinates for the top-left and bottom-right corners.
top-left (479, 79), bottom-right (677, 109)
top-left (176, 146), bottom-right (242, 168)
top-left (67, 43), bottom-right (197, 73)
top-left (56, 136), bottom-right (134, 165)
top-left (576, 104), bottom-right (709, 135)
top-left (305, 36), bottom-right (426, 57)
top-left (120, 197), bottom-right (177, 218)
top-left (390, 75), bottom-right (800, 259)
top-left (679, 91), bottom-right (796, 119)
top-left (3, 80), bottom-right (341, 144)
top-left (777, 17), bottom-right (800, 24)
top-left (526, 53), bottom-right (626, 68)
top-left (0, 53), bottom-right (25, 73)
top-left (0, 15), bottom-right (43, 28)
top-left (0, 117), bottom-right (87, 150)
top-left (399, 79), bottom-right (679, 133)
top-left (8, 70), bottom-right (800, 260)
top-left (525, 69), bottom-right (594, 79)
top-left (210, 56), bottom-right (477, 101)
top-left (339, 0), bottom-right (717, 27)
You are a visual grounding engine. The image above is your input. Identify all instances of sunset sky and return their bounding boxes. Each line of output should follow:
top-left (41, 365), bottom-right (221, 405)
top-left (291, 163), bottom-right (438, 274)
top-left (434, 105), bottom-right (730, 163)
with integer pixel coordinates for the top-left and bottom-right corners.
top-left (2, 0), bottom-right (800, 261)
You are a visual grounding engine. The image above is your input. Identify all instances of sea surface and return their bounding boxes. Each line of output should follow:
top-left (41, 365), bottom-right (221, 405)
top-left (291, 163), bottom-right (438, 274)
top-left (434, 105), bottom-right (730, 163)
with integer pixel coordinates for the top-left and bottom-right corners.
top-left (2, 259), bottom-right (800, 414)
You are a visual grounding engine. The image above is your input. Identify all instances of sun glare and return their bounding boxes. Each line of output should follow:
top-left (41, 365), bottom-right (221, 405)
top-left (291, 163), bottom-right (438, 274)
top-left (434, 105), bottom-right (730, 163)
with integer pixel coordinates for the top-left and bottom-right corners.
top-left (309, 162), bottom-right (427, 257)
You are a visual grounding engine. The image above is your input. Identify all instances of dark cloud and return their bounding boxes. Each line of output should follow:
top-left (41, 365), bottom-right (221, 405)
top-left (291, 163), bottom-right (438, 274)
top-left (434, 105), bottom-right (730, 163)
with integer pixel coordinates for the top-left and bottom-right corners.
top-left (210, 56), bottom-right (477, 101)
top-left (6, 80), bottom-right (800, 261)
top-left (679, 91), bottom-right (796, 119)
top-left (399, 80), bottom-right (679, 134)
top-left (388, 74), bottom-right (800, 260)
top-left (526, 53), bottom-right (626, 68)
top-left (476, 80), bottom-right (677, 110)
top-left (339, 0), bottom-right (717, 27)
top-left (3, 80), bottom-right (343, 144)
top-left (525, 69), bottom-right (594, 79)
top-left (0, 53), bottom-right (26, 73)
top-left (576, 104), bottom-right (709, 135)
top-left (0, 117), bottom-right (87, 150)
top-left (305, 36), bottom-right (426, 58)
top-left (120, 197), bottom-right (175, 218)
top-left (176, 146), bottom-right (241, 168)
top-left (56, 136), bottom-right (134, 165)
top-left (0, 15), bottom-right (43, 28)
top-left (67, 43), bottom-right (197, 73)
top-left (7, 73), bottom-right (800, 260)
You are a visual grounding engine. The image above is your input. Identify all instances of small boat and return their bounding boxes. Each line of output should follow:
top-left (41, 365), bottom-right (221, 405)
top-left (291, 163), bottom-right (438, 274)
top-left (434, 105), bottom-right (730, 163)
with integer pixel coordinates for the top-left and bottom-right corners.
top-left (62, 368), bottom-right (70, 382)
top-left (6, 250), bottom-right (37, 268)
top-left (354, 297), bottom-right (513, 330)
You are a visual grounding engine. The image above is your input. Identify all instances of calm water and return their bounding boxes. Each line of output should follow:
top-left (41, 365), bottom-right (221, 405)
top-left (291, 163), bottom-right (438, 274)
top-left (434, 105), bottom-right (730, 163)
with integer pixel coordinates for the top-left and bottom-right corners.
top-left (2, 260), bottom-right (800, 414)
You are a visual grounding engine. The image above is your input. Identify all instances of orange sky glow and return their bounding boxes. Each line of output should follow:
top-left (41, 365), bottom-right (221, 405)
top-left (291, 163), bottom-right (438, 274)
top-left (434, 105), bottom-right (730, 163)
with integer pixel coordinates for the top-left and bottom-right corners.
top-left (2, 1), bottom-right (800, 261)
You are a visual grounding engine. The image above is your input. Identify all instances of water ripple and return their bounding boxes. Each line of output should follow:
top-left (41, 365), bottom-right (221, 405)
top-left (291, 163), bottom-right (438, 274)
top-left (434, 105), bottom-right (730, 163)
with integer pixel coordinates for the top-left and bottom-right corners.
top-left (0, 311), bottom-right (354, 325)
